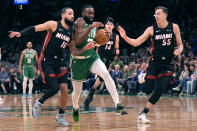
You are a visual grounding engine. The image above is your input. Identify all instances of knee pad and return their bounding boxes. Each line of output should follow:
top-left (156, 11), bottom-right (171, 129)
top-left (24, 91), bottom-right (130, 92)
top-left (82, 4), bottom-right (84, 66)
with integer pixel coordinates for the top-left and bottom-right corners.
top-left (98, 76), bottom-right (104, 82)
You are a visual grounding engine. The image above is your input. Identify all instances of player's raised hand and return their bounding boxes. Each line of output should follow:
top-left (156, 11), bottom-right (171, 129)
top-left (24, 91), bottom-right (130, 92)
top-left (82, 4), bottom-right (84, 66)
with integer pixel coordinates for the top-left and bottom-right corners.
top-left (117, 26), bottom-right (126, 38)
top-left (90, 22), bottom-right (104, 29)
top-left (85, 41), bottom-right (96, 50)
top-left (9, 31), bottom-right (21, 38)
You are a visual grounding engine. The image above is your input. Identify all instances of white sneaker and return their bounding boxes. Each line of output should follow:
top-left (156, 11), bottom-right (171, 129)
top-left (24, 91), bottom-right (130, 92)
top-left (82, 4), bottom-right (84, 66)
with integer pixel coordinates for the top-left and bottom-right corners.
top-left (32, 99), bottom-right (41, 119)
top-left (56, 113), bottom-right (69, 126)
top-left (173, 86), bottom-right (180, 91)
top-left (137, 113), bottom-right (150, 124)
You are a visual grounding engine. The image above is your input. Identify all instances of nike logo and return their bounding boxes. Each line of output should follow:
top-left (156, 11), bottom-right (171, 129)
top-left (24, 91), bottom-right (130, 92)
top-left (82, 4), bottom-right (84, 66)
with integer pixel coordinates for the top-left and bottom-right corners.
top-left (59, 28), bottom-right (63, 31)
top-left (167, 29), bottom-right (171, 32)
top-left (156, 30), bottom-right (160, 33)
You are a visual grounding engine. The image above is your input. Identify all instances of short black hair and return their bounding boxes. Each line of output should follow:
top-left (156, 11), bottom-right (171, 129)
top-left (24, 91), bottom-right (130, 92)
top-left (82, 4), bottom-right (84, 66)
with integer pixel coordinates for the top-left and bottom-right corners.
top-left (105, 17), bottom-right (114, 25)
top-left (155, 6), bottom-right (168, 15)
top-left (61, 7), bottom-right (72, 14)
top-left (81, 4), bottom-right (94, 13)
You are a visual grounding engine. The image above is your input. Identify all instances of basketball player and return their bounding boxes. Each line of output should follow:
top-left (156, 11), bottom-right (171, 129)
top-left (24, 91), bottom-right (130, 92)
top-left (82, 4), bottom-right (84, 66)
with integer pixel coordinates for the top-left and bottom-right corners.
top-left (9, 7), bottom-right (95, 126)
top-left (84, 17), bottom-right (120, 110)
top-left (19, 42), bottom-right (38, 99)
top-left (118, 6), bottom-right (183, 124)
top-left (71, 4), bottom-right (127, 122)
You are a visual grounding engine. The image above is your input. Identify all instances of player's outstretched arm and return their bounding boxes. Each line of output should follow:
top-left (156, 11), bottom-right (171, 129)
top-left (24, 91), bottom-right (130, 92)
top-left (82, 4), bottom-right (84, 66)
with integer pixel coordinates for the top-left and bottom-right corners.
top-left (73, 18), bottom-right (103, 45)
top-left (115, 35), bottom-right (120, 55)
top-left (117, 26), bottom-right (152, 47)
top-left (9, 21), bottom-right (57, 38)
top-left (173, 24), bottom-right (183, 56)
top-left (69, 41), bottom-right (95, 56)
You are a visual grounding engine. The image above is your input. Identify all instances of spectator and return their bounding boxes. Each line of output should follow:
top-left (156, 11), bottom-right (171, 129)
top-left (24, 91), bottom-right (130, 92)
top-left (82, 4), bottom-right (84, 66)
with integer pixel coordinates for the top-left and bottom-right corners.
top-left (9, 68), bottom-right (21, 94)
top-left (0, 66), bottom-right (11, 93)
top-left (136, 63), bottom-right (146, 94)
top-left (117, 65), bottom-right (130, 94)
top-left (111, 55), bottom-right (124, 70)
top-left (173, 63), bottom-right (190, 95)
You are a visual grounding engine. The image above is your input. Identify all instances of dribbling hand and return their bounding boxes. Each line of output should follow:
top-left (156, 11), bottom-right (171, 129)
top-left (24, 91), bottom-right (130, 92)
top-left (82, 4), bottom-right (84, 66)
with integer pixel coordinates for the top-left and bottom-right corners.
top-left (9, 31), bottom-right (21, 38)
top-left (85, 41), bottom-right (96, 50)
top-left (117, 26), bottom-right (126, 38)
top-left (90, 22), bottom-right (104, 29)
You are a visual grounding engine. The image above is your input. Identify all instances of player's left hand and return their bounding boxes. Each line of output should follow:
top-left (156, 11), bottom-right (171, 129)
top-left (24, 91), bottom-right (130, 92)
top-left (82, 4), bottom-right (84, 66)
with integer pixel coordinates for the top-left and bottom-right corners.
top-left (9, 31), bottom-right (21, 38)
top-left (117, 26), bottom-right (126, 39)
top-left (85, 41), bottom-right (96, 50)
top-left (173, 49), bottom-right (182, 56)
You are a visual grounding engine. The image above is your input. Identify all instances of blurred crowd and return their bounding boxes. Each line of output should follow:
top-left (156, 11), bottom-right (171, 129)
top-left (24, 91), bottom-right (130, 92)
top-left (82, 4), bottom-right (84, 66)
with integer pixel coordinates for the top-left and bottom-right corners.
top-left (0, 0), bottom-right (197, 96)
top-left (1, 37), bottom-right (197, 97)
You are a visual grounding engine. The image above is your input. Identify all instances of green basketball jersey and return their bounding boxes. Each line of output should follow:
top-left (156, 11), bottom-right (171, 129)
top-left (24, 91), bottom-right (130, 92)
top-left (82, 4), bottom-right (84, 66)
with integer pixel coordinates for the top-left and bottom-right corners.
top-left (76, 23), bottom-right (98, 57)
top-left (23, 49), bottom-right (35, 67)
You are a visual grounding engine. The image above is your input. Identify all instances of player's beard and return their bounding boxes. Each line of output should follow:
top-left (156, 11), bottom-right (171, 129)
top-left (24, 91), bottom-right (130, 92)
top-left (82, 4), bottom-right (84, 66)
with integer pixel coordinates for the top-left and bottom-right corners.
top-left (83, 16), bottom-right (93, 24)
top-left (64, 18), bottom-right (74, 26)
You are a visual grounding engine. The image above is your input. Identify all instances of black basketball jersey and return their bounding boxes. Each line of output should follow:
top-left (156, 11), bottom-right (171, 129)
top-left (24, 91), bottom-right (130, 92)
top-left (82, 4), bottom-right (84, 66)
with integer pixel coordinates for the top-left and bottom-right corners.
top-left (98, 33), bottom-right (116, 60)
top-left (41, 21), bottom-right (72, 59)
top-left (150, 22), bottom-right (175, 65)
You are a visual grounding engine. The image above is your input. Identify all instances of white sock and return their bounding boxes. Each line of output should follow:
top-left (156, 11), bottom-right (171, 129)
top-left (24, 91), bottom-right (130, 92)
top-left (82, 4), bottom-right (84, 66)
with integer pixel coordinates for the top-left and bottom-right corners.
top-left (71, 81), bottom-right (83, 110)
top-left (91, 58), bottom-right (120, 106)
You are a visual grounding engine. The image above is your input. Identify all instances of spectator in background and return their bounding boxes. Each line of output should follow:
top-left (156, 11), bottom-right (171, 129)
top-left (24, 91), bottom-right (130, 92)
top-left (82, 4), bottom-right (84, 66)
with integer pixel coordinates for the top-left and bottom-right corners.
top-left (9, 68), bottom-right (21, 94)
top-left (111, 55), bottom-right (124, 70)
top-left (128, 62), bottom-right (137, 75)
top-left (114, 64), bottom-right (123, 91)
top-left (170, 63), bottom-right (181, 91)
top-left (136, 63), bottom-right (146, 95)
top-left (173, 63), bottom-right (190, 95)
top-left (0, 66), bottom-right (11, 93)
top-left (187, 63), bottom-right (197, 95)
top-left (117, 65), bottom-right (130, 94)
top-left (126, 70), bottom-right (137, 94)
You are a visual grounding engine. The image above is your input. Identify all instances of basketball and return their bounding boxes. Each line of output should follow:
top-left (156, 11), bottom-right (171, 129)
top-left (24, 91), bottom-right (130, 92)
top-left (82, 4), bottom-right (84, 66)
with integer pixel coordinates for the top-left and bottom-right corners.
top-left (95, 29), bottom-right (111, 46)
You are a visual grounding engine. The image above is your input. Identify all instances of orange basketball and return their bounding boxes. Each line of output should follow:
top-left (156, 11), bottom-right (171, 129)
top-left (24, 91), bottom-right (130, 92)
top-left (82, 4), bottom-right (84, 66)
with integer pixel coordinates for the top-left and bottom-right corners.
top-left (95, 29), bottom-right (111, 45)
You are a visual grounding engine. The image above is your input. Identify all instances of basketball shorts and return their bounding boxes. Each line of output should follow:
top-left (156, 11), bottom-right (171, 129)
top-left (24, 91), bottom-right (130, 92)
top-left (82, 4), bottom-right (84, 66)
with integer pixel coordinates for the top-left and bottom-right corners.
top-left (39, 58), bottom-right (68, 84)
top-left (23, 66), bottom-right (35, 79)
top-left (71, 54), bottom-right (99, 81)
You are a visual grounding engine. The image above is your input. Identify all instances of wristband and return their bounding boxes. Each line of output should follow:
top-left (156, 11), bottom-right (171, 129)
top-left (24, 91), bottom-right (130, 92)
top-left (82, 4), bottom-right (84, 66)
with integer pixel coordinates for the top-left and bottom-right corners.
top-left (20, 26), bottom-right (35, 36)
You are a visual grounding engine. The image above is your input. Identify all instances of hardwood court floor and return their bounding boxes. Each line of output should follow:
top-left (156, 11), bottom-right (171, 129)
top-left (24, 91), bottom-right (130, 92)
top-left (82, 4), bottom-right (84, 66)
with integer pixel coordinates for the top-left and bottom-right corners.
top-left (0, 93), bottom-right (197, 131)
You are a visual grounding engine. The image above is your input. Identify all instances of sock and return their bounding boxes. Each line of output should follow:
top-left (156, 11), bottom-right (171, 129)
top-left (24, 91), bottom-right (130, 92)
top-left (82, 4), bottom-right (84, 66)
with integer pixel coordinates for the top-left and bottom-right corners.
top-left (38, 98), bottom-right (44, 104)
top-left (140, 107), bottom-right (150, 115)
top-left (59, 108), bottom-right (65, 114)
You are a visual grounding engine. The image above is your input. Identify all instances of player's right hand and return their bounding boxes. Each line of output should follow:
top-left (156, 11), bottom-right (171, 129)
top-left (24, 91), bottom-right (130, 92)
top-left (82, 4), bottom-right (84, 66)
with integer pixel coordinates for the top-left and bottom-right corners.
top-left (117, 26), bottom-right (126, 38)
top-left (9, 31), bottom-right (21, 38)
top-left (85, 41), bottom-right (96, 50)
top-left (90, 22), bottom-right (104, 29)
top-left (19, 68), bottom-right (23, 74)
